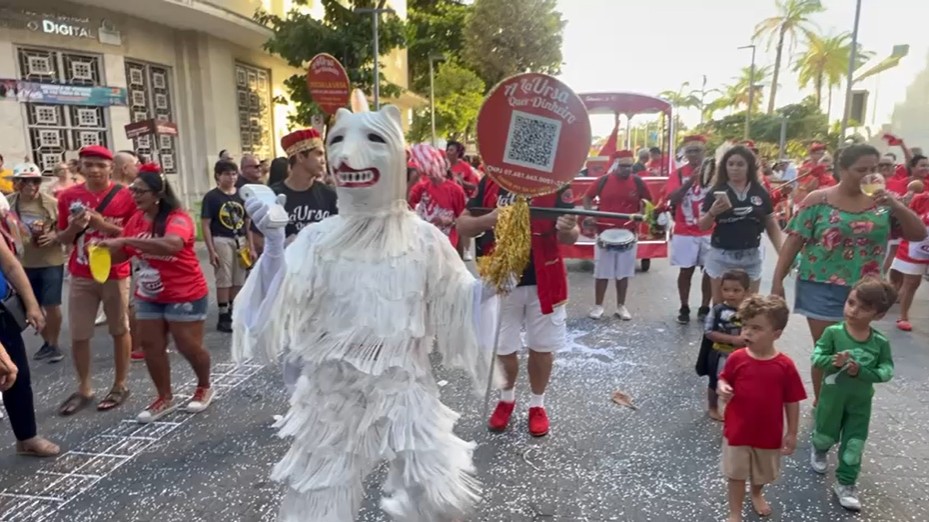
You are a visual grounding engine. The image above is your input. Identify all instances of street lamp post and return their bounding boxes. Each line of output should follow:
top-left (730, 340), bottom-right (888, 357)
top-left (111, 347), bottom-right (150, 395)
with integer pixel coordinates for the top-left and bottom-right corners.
top-left (739, 44), bottom-right (757, 140)
top-left (355, 7), bottom-right (395, 110)
top-left (429, 53), bottom-right (446, 147)
top-left (840, 0), bottom-right (863, 139)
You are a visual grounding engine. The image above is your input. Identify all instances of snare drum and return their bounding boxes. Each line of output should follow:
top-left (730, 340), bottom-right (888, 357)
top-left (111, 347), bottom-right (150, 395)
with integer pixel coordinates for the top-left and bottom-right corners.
top-left (597, 228), bottom-right (637, 252)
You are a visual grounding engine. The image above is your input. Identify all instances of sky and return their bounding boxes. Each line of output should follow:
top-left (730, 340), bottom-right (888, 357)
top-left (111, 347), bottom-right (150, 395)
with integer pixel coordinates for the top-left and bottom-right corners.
top-left (555, 0), bottom-right (929, 138)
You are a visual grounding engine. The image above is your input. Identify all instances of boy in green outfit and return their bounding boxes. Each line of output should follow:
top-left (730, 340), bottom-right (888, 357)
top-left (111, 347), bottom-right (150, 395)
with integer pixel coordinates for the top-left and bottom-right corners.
top-left (809, 276), bottom-right (897, 512)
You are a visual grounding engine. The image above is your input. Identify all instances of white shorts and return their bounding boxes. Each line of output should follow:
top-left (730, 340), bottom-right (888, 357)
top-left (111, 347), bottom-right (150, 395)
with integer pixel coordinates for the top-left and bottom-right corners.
top-left (891, 257), bottom-right (929, 276)
top-left (670, 234), bottom-right (711, 268)
top-left (483, 286), bottom-right (566, 356)
top-left (594, 243), bottom-right (638, 280)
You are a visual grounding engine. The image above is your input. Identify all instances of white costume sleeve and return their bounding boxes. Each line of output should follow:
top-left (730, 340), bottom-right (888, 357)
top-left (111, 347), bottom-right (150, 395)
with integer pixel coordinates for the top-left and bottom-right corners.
top-left (426, 226), bottom-right (501, 396)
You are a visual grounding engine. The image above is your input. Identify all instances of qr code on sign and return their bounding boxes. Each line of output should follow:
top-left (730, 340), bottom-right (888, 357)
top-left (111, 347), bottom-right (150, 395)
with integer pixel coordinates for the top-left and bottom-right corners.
top-left (503, 110), bottom-right (562, 173)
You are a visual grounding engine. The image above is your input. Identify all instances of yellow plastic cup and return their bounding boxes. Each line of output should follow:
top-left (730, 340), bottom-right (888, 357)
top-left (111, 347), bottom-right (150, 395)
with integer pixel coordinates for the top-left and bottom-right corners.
top-left (88, 245), bottom-right (112, 283)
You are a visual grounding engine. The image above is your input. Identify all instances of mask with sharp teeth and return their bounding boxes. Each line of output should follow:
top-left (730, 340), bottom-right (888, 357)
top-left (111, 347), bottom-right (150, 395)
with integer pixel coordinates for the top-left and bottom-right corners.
top-left (327, 105), bottom-right (406, 216)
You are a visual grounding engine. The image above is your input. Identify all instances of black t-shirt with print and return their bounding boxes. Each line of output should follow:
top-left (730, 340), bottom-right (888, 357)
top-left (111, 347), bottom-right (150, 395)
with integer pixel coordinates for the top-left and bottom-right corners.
top-left (269, 181), bottom-right (338, 237)
top-left (702, 181), bottom-right (773, 250)
top-left (201, 188), bottom-right (246, 239)
top-left (467, 177), bottom-right (574, 287)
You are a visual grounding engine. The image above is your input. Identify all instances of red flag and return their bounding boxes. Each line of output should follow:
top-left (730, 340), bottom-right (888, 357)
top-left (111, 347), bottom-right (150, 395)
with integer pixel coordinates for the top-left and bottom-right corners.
top-left (598, 119), bottom-right (619, 158)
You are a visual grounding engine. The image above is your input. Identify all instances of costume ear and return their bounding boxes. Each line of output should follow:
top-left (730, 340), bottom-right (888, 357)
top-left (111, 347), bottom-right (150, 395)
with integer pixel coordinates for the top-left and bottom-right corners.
top-left (380, 105), bottom-right (402, 128)
top-left (334, 107), bottom-right (352, 123)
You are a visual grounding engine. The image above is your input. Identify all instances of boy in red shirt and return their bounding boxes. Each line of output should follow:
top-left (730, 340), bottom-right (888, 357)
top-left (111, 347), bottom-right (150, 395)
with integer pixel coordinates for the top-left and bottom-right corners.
top-left (717, 294), bottom-right (807, 522)
top-left (408, 144), bottom-right (467, 248)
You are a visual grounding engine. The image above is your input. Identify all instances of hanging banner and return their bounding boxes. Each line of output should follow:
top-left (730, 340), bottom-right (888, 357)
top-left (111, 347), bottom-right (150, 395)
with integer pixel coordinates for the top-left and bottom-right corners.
top-left (306, 53), bottom-right (351, 116)
top-left (476, 73), bottom-right (591, 197)
top-left (0, 79), bottom-right (127, 106)
top-left (125, 119), bottom-right (179, 140)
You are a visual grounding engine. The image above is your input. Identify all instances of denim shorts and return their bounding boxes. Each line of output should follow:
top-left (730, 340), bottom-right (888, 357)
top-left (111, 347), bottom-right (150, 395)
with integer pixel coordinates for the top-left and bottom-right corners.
top-left (135, 295), bottom-right (209, 322)
top-left (704, 247), bottom-right (763, 280)
top-left (25, 265), bottom-right (64, 307)
top-left (794, 279), bottom-right (850, 322)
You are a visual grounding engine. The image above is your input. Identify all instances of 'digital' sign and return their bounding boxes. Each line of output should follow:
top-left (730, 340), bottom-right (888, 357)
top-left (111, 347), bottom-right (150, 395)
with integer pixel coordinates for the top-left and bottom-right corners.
top-left (306, 53), bottom-right (351, 116)
top-left (476, 73), bottom-right (591, 197)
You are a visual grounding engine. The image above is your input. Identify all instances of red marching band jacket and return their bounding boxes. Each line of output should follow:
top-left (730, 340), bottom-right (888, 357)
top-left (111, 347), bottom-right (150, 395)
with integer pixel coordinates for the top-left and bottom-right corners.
top-left (477, 178), bottom-right (568, 315)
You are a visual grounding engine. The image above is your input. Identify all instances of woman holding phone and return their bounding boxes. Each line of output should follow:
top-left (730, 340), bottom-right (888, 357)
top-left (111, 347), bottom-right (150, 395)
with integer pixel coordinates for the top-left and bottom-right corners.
top-left (0, 227), bottom-right (59, 456)
top-left (699, 145), bottom-right (784, 303)
top-left (771, 144), bottom-right (926, 405)
top-left (97, 164), bottom-right (213, 423)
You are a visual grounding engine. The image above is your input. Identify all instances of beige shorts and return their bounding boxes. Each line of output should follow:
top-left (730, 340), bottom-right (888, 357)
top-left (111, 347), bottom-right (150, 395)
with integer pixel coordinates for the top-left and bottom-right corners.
top-left (721, 440), bottom-right (781, 485)
top-left (69, 276), bottom-right (130, 341)
top-left (213, 236), bottom-right (247, 288)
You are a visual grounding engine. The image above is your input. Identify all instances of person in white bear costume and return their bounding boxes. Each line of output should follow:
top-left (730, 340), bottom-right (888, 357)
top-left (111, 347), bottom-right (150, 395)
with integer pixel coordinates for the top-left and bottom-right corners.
top-left (232, 103), bottom-right (497, 522)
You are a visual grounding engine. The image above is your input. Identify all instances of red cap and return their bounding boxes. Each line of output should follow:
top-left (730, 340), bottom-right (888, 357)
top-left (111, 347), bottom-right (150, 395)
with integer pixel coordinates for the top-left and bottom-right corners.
top-left (681, 135), bottom-right (707, 146)
top-left (78, 145), bottom-right (114, 161)
top-left (281, 129), bottom-right (323, 157)
top-left (139, 163), bottom-right (161, 174)
top-left (611, 150), bottom-right (634, 160)
top-left (809, 142), bottom-right (827, 153)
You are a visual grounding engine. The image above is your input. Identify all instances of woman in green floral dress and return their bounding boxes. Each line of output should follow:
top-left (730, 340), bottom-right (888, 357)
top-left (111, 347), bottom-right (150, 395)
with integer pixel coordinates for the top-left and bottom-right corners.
top-left (772, 144), bottom-right (926, 406)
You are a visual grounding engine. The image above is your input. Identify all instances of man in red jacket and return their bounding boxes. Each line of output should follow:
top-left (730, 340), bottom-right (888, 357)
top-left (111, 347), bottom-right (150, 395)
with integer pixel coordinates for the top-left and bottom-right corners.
top-left (458, 178), bottom-right (578, 438)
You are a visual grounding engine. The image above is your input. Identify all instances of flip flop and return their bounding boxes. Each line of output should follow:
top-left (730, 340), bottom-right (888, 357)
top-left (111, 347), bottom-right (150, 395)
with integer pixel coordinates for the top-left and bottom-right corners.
top-left (58, 392), bottom-right (94, 417)
top-left (897, 320), bottom-right (912, 332)
top-left (97, 387), bottom-right (130, 411)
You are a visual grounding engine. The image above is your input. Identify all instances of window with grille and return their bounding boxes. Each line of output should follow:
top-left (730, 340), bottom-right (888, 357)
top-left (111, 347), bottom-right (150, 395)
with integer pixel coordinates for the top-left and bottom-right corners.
top-left (234, 62), bottom-right (273, 161)
top-left (125, 60), bottom-right (177, 173)
top-left (17, 47), bottom-right (108, 173)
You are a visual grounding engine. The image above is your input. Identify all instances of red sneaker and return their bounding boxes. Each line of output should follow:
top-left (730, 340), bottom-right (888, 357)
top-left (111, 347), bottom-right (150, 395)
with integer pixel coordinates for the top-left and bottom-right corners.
top-left (487, 401), bottom-right (515, 432)
top-left (528, 407), bottom-right (549, 437)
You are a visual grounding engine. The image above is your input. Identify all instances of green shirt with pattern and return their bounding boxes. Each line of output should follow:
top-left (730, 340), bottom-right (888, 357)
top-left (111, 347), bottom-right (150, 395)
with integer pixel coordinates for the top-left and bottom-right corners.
top-left (811, 323), bottom-right (893, 396)
top-left (787, 201), bottom-right (889, 286)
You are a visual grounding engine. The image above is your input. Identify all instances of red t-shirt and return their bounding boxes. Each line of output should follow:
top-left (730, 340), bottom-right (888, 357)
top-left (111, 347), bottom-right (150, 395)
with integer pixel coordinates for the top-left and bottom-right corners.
top-left (409, 179), bottom-right (466, 247)
top-left (646, 158), bottom-right (663, 176)
top-left (584, 174), bottom-right (651, 232)
top-left (896, 193), bottom-right (929, 264)
top-left (720, 349), bottom-right (807, 449)
top-left (664, 164), bottom-right (711, 237)
top-left (57, 182), bottom-right (137, 280)
top-left (450, 160), bottom-right (480, 198)
top-left (121, 209), bottom-right (209, 303)
top-left (886, 173), bottom-right (915, 196)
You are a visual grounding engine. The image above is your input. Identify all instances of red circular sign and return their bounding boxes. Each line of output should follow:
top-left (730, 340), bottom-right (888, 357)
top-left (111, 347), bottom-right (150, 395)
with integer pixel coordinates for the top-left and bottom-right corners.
top-left (476, 73), bottom-right (591, 197)
top-left (306, 53), bottom-right (351, 116)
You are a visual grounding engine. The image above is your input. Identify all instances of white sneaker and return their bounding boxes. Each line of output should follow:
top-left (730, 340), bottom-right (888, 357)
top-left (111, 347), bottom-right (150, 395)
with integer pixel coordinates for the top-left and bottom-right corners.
top-left (833, 483), bottom-right (861, 511)
top-left (588, 305), bottom-right (605, 320)
top-left (615, 305), bottom-right (632, 321)
top-left (810, 446), bottom-right (827, 474)
top-left (136, 398), bottom-right (178, 424)
top-left (185, 387), bottom-right (214, 413)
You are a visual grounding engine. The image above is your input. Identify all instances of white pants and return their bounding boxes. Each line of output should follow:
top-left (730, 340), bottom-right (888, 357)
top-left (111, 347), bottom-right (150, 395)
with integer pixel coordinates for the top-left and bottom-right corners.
top-left (670, 234), bottom-right (711, 268)
top-left (483, 286), bottom-right (566, 356)
top-left (594, 243), bottom-right (638, 280)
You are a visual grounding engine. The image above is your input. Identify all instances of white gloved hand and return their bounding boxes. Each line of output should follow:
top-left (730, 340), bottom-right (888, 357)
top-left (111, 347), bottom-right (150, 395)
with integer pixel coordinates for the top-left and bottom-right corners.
top-left (245, 194), bottom-right (287, 254)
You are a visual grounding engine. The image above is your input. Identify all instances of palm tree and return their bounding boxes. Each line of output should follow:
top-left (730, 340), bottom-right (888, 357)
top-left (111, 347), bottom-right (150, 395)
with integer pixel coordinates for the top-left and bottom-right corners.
top-left (794, 32), bottom-right (874, 116)
top-left (707, 65), bottom-right (773, 115)
top-left (753, 0), bottom-right (824, 114)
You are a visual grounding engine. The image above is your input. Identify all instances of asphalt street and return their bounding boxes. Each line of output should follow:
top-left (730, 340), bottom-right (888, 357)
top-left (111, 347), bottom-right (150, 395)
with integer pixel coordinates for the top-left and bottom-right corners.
top-left (1, 246), bottom-right (928, 522)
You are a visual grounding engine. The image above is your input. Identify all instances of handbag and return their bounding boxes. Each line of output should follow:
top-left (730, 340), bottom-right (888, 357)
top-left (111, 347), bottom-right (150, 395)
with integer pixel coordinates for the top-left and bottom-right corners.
top-left (0, 290), bottom-right (28, 332)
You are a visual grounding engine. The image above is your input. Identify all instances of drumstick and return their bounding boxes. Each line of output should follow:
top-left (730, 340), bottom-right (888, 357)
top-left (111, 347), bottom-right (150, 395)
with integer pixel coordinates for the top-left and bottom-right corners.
top-left (469, 207), bottom-right (645, 221)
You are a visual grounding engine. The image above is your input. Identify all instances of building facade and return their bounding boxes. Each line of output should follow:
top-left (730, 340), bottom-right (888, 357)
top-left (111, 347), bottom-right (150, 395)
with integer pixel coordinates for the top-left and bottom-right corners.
top-left (0, 0), bottom-right (413, 205)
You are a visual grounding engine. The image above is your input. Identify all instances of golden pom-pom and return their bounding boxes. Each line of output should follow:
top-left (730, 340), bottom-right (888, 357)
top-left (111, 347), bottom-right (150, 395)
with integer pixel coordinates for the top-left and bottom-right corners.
top-left (477, 196), bottom-right (532, 295)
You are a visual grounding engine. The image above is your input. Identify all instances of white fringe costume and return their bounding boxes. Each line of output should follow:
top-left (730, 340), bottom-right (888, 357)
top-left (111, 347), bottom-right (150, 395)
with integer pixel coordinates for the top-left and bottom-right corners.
top-left (232, 105), bottom-right (497, 522)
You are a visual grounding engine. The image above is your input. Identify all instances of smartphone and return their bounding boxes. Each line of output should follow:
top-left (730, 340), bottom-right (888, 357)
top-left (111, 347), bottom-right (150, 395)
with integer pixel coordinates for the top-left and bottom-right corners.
top-left (713, 191), bottom-right (731, 207)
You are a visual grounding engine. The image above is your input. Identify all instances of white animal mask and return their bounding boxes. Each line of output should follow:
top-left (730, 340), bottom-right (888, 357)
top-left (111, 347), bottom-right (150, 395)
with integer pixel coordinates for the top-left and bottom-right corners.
top-left (327, 105), bottom-right (407, 216)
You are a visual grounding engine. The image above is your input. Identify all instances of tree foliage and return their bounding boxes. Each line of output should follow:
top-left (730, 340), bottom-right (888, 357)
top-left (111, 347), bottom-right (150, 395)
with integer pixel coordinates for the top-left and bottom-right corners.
top-left (793, 32), bottom-right (873, 108)
top-left (463, 0), bottom-right (566, 89)
top-left (407, 62), bottom-right (485, 143)
top-left (753, 0), bottom-right (824, 113)
top-left (256, 0), bottom-right (406, 127)
top-left (406, 0), bottom-right (471, 94)
top-left (699, 97), bottom-right (829, 147)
